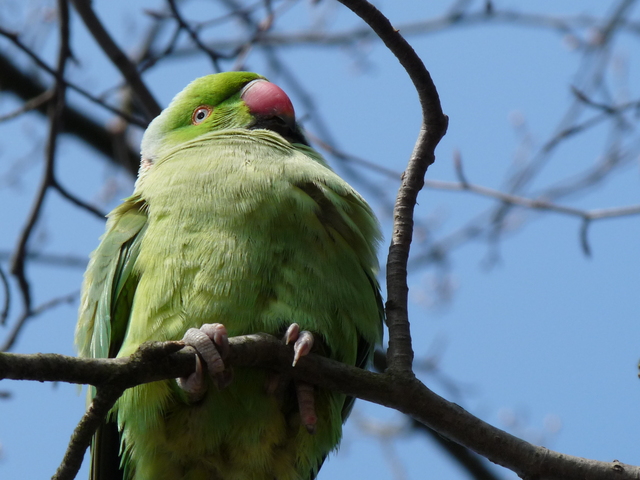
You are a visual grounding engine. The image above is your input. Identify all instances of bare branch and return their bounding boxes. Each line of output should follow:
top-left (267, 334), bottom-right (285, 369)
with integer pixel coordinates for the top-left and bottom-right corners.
top-left (52, 181), bottom-right (107, 220)
top-left (0, 291), bottom-right (79, 352)
top-left (307, 131), bottom-right (402, 179)
top-left (164, 6), bottom-right (640, 57)
top-left (3, 335), bottom-right (640, 480)
top-left (0, 266), bottom-right (9, 326)
top-left (484, 0), bottom-right (638, 246)
top-left (0, 89), bottom-right (54, 123)
top-left (335, 0), bottom-right (448, 374)
top-left (423, 178), bottom-right (640, 221)
top-left (0, 27), bottom-right (147, 128)
top-left (0, 52), bottom-right (140, 175)
top-left (9, 0), bottom-right (72, 318)
top-left (52, 384), bottom-right (124, 480)
top-left (70, 0), bottom-right (161, 120)
top-left (167, 0), bottom-right (224, 71)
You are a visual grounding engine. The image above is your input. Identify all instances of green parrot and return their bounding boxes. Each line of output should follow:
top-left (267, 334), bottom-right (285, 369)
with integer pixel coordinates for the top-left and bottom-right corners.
top-left (76, 71), bottom-right (383, 480)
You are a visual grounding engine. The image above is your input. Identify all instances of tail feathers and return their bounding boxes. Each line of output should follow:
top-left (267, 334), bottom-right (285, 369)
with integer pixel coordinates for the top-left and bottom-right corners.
top-left (90, 420), bottom-right (125, 480)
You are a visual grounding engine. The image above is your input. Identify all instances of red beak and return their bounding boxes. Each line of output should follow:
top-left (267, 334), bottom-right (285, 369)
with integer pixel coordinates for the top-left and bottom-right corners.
top-left (240, 79), bottom-right (296, 128)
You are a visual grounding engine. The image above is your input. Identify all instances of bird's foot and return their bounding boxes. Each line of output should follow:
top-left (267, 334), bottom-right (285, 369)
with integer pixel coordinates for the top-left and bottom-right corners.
top-left (177, 323), bottom-right (233, 402)
top-left (263, 324), bottom-right (318, 434)
top-left (266, 323), bottom-right (317, 394)
top-left (285, 323), bottom-right (318, 434)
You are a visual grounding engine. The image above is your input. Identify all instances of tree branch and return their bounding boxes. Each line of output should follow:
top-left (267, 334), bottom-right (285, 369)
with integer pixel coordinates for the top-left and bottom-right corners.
top-left (372, 350), bottom-right (506, 480)
top-left (2, 335), bottom-right (639, 480)
top-left (70, 0), bottom-right (161, 120)
top-left (0, 26), bottom-right (147, 128)
top-left (9, 0), bottom-right (72, 318)
top-left (52, 180), bottom-right (107, 220)
top-left (0, 52), bottom-right (140, 175)
top-left (52, 384), bottom-right (124, 480)
top-left (168, 8), bottom-right (640, 54)
top-left (0, 290), bottom-right (79, 352)
top-left (0, 266), bottom-right (9, 326)
top-left (335, 0), bottom-right (448, 375)
top-left (166, 0), bottom-right (224, 71)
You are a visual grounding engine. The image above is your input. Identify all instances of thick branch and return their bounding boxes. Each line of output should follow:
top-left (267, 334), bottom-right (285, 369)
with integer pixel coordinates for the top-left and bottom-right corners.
top-left (372, 350), bottom-right (505, 480)
top-left (2, 336), bottom-right (639, 480)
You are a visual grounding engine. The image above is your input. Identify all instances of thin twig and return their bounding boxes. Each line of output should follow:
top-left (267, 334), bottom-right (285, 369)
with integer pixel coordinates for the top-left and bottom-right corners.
top-left (138, 22), bottom-right (182, 73)
top-left (306, 131), bottom-right (402, 179)
top-left (70, 0), bottom-right (161, 120)
top-left (0, 266), bottom-right (10, 326)
top-left (52, 181), bottom-right (107, 220)
top-left (0, 290), bottom-right (79, 352)
top-left (307, 130), bottom-right (640, 266)
top-left (403, 0), bottom-right (640, 272)
top-left (0, 89), bottom-right (54, 123)
top-left (310, 133), bottom-right (640, 224)
top-left (165, 5), bottom-right (640, 56)
top-left (167, 0), bottom-right (223, 71)
top-left (483, 0), bottom-right (638, 252)
top-left (0, 27), bottom-right (147, 127)
top-left (423, 178), bottom-right (640, 220)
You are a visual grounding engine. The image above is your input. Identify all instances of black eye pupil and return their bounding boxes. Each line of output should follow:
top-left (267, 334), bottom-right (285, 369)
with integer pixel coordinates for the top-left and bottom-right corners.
top-left (197, 111), bottom-right (205, 119)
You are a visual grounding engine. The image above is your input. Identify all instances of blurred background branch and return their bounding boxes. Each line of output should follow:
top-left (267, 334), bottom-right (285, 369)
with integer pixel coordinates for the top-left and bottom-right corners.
top-left (1, 0), bottom-right (639, 479)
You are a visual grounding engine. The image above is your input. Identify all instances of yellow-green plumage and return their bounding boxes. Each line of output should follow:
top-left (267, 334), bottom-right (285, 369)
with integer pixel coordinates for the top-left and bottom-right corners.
top-left (76, 72), bottom-right (382, 480)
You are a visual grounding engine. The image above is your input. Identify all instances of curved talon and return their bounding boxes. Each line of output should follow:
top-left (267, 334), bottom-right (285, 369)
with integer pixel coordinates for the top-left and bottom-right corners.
top-left (282, 323), bottom-right (318, 434)
top-left (176, 355), bottom-right (207, 402)
top-left (292, 331), bottom-right (314, 367)
top-left (284, 323), bottom-right (300, 346)
top-left (283, 323), bottom-right (315, 366)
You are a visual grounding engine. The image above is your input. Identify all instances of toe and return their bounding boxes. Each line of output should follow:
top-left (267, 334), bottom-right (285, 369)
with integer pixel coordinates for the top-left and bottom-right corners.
top-left (182, 327), bottom-right (225, 375)
top-left (176, 355), bottom-right (207, 402)
top-left (200, 323), bottom-right (229, 358)
top-left (292, 330), bottom-right (314, 367)
top-left (284, 323), bottom-right (300, 345)
top-left (296, 382), bottom-right (317, 434)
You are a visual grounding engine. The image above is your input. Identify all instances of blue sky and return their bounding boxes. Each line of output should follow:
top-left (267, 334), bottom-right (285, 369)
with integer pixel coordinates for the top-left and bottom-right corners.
top-left (1, 1), bottom-right (639, 479)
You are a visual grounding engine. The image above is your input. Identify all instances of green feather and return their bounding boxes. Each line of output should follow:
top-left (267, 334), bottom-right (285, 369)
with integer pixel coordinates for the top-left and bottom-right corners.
top-left (76, 72), bottom-right (383, 480)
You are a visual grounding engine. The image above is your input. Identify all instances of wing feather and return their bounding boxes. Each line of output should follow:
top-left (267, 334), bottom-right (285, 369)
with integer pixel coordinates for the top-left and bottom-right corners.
top-left (75, 196), bottom-right (147, 480)
top-left (75, 196), bottom-right (147, 360)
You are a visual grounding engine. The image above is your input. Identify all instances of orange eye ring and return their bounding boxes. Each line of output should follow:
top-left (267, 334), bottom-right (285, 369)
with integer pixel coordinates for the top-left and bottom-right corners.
top-left (192, 106), bottom-right (212, 125)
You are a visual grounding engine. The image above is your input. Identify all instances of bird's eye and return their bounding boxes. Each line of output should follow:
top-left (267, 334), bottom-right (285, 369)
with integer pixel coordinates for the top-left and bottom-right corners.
top-left (192, 106), bottom-right (212, 125)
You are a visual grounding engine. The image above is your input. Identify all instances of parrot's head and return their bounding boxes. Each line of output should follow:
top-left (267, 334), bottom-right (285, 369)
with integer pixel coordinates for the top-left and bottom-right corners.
top-left (139, 72), bottom-right (307, 175)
